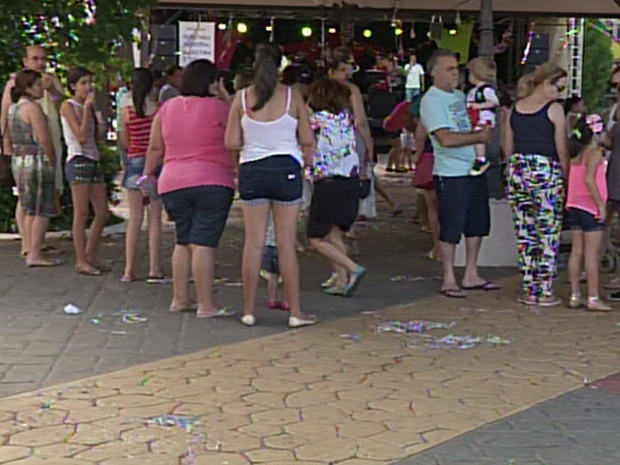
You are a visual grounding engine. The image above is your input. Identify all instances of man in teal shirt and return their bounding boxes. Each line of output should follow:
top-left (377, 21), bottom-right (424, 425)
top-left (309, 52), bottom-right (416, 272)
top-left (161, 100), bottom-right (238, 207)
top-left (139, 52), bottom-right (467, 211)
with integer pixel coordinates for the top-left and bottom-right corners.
top-left (420, 49), bottom-right (498, 298)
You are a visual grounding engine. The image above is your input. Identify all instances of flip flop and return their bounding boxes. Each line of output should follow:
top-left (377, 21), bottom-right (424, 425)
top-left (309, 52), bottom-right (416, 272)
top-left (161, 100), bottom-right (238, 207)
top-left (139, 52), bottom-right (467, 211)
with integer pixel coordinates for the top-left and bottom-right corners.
top-left (76, 267), bottom-right (102, 276)
top-left (26, 259), bottom-right (63, 268)
top-left (197, 308), bottom-right (237, 319)
top-left (42, 245), bottom-right (63, 255)
top-left (169, 302), bottom-right (198, 312)
top-left (146, 275), bottom-right (172, 284)
top-left (441, 288), bottom-right (466, 299)
top-left (462, 281), bottom-right (501, 291)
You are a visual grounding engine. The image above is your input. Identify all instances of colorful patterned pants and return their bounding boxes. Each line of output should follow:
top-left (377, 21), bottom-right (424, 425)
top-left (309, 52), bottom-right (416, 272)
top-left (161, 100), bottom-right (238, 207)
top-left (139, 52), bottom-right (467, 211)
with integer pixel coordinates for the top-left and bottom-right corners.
top-left (507, 154), bottom-right (565, 298)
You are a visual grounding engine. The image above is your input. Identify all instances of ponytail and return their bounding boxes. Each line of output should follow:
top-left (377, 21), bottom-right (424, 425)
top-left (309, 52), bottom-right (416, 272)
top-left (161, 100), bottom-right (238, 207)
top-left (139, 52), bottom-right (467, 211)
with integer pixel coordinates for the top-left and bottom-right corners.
top-left (252, 43), bottom-right (282, 112)
top-left (131, 68), bottom-right (153, 118)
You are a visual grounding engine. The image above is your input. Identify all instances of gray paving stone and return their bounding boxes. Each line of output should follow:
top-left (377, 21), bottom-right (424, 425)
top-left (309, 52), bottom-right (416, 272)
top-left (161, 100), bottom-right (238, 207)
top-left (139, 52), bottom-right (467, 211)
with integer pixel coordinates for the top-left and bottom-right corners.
top-left (394, 388), bottom-right (620, 465)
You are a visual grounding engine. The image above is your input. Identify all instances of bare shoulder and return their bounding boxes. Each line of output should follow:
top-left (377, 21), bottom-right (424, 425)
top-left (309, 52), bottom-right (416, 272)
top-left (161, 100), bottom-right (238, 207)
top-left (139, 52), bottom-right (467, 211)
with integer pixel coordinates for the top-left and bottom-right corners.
top-left (548, 101), bottom-right (565, 119)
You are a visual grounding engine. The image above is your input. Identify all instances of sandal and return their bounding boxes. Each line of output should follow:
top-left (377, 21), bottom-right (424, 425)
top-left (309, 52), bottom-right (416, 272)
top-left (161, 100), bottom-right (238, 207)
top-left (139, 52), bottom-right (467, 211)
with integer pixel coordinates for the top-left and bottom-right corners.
top-left (537, 296), bottom-right (562, 307)
top-left (27, 258), bottom-right (63, 268)
top-left (76, 267), bottom-right (102, 276)
top-left (146, 275), bottom-right (172, 284)
top-left (169, 302), bottom-right (197, 312)
top-left (345, 266), bottom-right (367, 297)
top-left (517, 294), bottom-right (537, 306)
top-left (321, 274), bottom-right (338, 289)
top-left (440, 288), bottom-right (466, 299)
top-left (587, 298), bottom-right (612, 312)
top-left (462, 281), bottom-right (501, 291)
top-left (197, 307), bottom-right (237, 319)
top-left (120, 275), bottom-right (135, 283)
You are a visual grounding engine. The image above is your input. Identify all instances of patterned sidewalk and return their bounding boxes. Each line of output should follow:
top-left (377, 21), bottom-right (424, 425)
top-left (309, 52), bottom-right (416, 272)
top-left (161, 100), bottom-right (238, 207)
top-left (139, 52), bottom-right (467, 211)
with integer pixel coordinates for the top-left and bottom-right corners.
top-left (0, 275), bottom-right (619, 465)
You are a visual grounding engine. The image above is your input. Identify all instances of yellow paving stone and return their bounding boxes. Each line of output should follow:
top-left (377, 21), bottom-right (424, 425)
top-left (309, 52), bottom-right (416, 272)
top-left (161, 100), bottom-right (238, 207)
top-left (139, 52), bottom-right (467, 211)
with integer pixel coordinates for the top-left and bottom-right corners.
top-left (149, 432), bottom-right (195, 456)
top-left (295, 437), bottom-right (358, 462)
top-left (301, 405), bottom-right (351, 423)
top-left (221, 401), bottom-right (270, 416)
top-left (213, 384), bottom-right (256, 396)
top-left (370, 430), bottom-right (423, 447)
top-left (327, 399), bottom-right (368, 415)
top-left (244, 448), bottom-right (296, 462)
top-left (101, 455), bottom-right (180, 465)
top-left (117, 403), bottom-right (181, 419)
top-left (250, 408), bottom-right (300, 425)
top-left (194, 412), bottom-right (251, 432)
top-left (193, 452), bottom-right (252, 464)
top-left (255, 365), bottom-right (298, 378)
top-left (325, 372), bottom-right (368, 384)
top-left (0, 445), bottom-right (30, 463)
top-left (40, 386), bottom-right (119, 400)
top-left (170, 401), bottom-right (221, 417)
top-left (10, 424), bottom-right (75, 447)
top-left (286, 391), bottom-right (337, 408)
top-left (33, 443), bottom-right (89, 459)
top-left (68, 423), bottom-right (120, 445)
top-left (263, 433), bottom-right (309, 449)
top-left (251, 378), bottom-right (305, 394)
top-left (352, 409), bottom-right (411, 423)
top-left (243, 392), bottom-right (286, 408)
top-left (337, 420), bottom-right (386, 439)
top-left (421, 428), bottom-right (459, 444)
top-left (205, 430), bottom-right (261, 452)
top-left (367, 399), bottom-right (414, 415)
top-left (355, 438), bottom-right (408, 461)
top-left (65, 406), bottom-right (119, 424)
top-left (16, 409), bottom-right (68, 428)
top-left (156, 384), bottom-right (215, 399)
top-left (182, 391), bottom-right (245, 406)
top-left (90, 416), bottom-right (143, 433)
top-left (121, 425), bottom-right (180, 443)
top-left (7, 459), bottom-right (92, 465)
top-left (74, 440), bottom-right (149, 462)
top-left (237, 422), bottom-right (282, 438)
top-left (285, 421), bottom-right (338, 440)
top-left (97, 394), bottom-right (162, 409)
top-left (338, 460), bottom-right (391, 465)
top-left (338, 388), bottom-right (393, 403)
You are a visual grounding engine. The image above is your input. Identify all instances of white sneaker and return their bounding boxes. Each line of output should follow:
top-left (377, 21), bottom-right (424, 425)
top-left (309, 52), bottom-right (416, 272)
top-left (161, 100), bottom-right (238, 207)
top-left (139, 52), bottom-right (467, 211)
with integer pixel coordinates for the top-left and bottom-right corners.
top-left (288, 315), bottom-right (317, 328)
top-left (241, 314), bottom-right (257, 326)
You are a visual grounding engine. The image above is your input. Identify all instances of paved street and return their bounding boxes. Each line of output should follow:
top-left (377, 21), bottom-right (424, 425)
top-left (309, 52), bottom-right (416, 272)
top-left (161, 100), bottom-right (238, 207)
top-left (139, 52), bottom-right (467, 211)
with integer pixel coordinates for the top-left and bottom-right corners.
top-left (1, 171), bottom-right (619, 464)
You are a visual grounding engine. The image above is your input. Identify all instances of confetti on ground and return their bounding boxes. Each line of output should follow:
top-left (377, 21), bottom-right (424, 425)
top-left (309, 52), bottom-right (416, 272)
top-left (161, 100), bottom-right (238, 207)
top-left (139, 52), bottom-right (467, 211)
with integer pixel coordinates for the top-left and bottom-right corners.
top-left (487, 334), bottom-right (511, 345)
top-left (339, 333), bottom-right (361, 342)
top-left (390, 275), bottom-right (427, 282)
top-left (39, 401), bottom-right (54, 411)
top-left (140, 375), bottom-right (154, 386)
top-left (63, 304), bottom-right (83, 315)
top-left (146, 415), bottom-right (200, 433)
top-left (91, 317), bottom-right (101, 325)
top-left (122, 313), bottom-right (148, 324)
top-left (407, 333), bottom-right (512, 351)
top-left (376, 320), bottom-right (456, 334)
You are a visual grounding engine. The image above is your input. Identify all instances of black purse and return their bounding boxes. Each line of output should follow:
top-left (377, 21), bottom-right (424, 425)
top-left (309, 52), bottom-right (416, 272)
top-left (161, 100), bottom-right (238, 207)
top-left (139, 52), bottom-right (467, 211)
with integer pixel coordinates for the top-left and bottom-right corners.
top-left (359, 178), bottom-right (371, 199)
top-left (0, 119), bottom-right (15, 187)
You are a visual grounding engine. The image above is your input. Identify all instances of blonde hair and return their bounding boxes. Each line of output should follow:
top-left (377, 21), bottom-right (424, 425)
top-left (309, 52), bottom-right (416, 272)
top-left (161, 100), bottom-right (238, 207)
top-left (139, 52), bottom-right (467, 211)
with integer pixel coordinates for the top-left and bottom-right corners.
top-left (517, 62), bottom-right (567, 99)
top-left (467, 57), bottom-right (497, 84)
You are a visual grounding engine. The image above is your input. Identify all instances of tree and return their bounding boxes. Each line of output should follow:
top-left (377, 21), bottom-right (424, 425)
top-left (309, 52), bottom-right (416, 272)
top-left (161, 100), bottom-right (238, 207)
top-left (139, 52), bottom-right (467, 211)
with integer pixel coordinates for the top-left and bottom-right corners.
top-left (479, 0), bottom-right (494, 58)
top-left (582, 19), bottom-right (614, 112)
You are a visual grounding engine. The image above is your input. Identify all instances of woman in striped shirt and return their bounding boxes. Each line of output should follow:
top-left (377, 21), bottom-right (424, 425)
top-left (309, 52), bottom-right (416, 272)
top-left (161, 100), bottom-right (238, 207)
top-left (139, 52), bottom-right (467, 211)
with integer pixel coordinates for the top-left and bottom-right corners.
top-left (120, 68), bottom-right (165, 283)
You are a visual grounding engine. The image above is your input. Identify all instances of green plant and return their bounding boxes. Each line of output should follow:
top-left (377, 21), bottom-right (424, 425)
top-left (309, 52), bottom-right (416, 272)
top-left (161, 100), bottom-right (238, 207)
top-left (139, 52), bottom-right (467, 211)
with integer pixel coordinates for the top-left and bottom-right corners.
top-left (583, 20), bottom-right (614, 112)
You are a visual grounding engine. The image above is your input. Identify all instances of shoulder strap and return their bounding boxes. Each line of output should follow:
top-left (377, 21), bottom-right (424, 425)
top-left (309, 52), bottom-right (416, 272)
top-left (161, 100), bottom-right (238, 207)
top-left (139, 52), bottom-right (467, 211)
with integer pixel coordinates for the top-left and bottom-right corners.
top-left (241, 89), bottom-right (248, 113)
top-left (285, 86), bottom-right (292, 113)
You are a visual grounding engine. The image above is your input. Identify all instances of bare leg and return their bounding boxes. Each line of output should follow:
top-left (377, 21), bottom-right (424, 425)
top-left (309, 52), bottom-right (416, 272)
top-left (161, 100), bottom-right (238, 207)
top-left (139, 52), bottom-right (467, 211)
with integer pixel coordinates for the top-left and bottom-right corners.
top-left (192, 245), bottom-right (219, 315)
top-left (241, 204), bottom-right (270, 317)
top-left (328, 227), bottom-right (352, 286)
top-left (85, 183), bottom-right (110, 267)
top-left (310, 228), bottom-right (358, 287)
top-left (439, 241), bottom-right (458, 291)
top-left (123, 190), bottom-right (144, 278)
top-left (568, 230), bottom-right (584, 296)
top-left (423, 190), bottom-right (440, 258)
top-left (170, 244), bottom-right (192, 311)
top-left (417, 192), bottom-right (429, 229)
top-left (148, 199), bottom-right (163, 277)
top-left (267, 272), bottom-right (278, 302)
top-left (16, 201), bottom-right (28, 256)
top-left (26, 216), bottom-right (52, 265)
top-left (462, 236), bottom-right (485, 288)
top-left (386, 139), bottom-right (400, 170)
top-left (375, 177), bottom-right (397, 211)
top-left (71, 184), bottom-right (97, 272)
top-left (273, 203), bottom-right (310, 319)
top-left (584, 230), bottom-right (604, 299)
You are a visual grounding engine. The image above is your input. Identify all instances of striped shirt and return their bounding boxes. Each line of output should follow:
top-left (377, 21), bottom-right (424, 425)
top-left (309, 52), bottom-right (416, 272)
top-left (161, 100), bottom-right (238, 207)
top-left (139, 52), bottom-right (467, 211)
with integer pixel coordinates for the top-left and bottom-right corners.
top-left (127, 106), bottom-right (157, 158)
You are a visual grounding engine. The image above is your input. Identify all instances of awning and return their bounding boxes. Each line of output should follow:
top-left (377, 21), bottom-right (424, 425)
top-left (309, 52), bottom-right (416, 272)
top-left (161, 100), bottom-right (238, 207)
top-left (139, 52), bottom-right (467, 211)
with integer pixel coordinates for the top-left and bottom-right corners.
top-left (158, 0), bottom-right (620, 16)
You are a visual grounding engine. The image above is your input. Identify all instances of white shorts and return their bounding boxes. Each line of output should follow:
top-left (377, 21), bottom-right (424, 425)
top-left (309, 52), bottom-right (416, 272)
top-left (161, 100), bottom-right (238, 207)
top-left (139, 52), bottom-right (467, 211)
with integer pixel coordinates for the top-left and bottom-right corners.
top-left (400, 130), bottom-right (415, 150)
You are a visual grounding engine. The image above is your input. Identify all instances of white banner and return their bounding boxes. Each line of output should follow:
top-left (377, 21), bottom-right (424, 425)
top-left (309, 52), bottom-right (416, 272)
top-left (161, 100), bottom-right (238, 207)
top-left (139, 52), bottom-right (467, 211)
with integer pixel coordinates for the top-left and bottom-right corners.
top-left (178, 21), bottom-right (216, 66)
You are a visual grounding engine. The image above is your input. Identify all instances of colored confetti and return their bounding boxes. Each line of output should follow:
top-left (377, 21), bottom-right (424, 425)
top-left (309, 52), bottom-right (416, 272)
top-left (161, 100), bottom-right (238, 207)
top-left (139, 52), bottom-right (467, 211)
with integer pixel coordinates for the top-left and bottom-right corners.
top-left (487, 335), bottom-right (511, 345)
top-left (63, 304), bottom-right (83, 314)
top-left (122, 313), bottom-right (148, 324)
top-left (146, 415), bottom-right (200, 433)
top-left (339, 333), bottom-right (361, 342)
top-left (376, 320), bottom-right (456, 334)
top-left (390, 275), bottom-right (427, 282)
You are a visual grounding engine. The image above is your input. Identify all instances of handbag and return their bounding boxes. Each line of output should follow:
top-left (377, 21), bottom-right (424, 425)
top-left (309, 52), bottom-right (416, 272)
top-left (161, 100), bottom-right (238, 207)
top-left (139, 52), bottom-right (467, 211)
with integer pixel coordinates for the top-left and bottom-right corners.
top-left (412, 152), bottom-right (434, 190)
top-left (359, 178), bottom-right (372, 199)
top-left (0, 118), bottom-right (15, 187)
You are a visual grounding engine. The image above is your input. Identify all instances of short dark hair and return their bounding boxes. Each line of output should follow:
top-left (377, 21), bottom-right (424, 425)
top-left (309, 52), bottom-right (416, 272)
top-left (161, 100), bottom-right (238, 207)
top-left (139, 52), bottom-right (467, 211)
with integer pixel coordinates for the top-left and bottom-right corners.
top-left (180, 59), bottom-right (216, 97)
top-left (327, 47), bottom-right (353, 71)
top-left (11, 69), bottom-right (41, 103)
top-left (166, 65), bottom-right (182, 77)
top-left (427, 49), bottom-right (457, 74)
top-left (307, 78), bottom-right (351, 115)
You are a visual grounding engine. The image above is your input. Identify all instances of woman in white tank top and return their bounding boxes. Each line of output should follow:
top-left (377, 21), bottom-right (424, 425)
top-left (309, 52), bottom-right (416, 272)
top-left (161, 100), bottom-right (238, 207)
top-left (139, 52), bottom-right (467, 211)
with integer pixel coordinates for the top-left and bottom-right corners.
top-left (225, 43), bottom-right (315, 328)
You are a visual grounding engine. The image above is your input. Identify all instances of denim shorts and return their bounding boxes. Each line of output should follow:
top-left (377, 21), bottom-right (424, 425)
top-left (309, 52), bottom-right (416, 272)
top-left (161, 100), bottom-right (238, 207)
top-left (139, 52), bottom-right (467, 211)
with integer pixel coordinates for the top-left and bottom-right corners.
top-left (66, 156), bottom-right (104, 185)
top-left (122, 156), bottom-right (162, 197)
top-left (434, 174), bottom-right (490, 244)
top-left (568, 207), bottom-right (605, 232)
top-left (162, 186), bottom-right (233, 248)
top-left (262, 245), bottom-right (279, 274)
top-left (238, 155), bottom-right (302, 206)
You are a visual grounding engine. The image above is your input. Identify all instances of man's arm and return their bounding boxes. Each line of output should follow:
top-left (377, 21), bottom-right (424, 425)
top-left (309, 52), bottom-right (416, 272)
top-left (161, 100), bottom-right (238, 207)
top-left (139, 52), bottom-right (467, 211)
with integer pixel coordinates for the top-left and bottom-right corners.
top-left (433, 128), bottom-right (492, 148)
top-left (1, 78), bottom-right (15, 155)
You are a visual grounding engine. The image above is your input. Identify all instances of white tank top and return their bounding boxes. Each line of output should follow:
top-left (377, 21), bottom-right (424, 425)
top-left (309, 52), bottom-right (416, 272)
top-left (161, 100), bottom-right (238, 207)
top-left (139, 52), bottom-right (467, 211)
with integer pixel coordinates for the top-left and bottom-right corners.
top-left (61, 99), bottom-right (99, 162)
top-left (240, 87), bottom-right (303, 165)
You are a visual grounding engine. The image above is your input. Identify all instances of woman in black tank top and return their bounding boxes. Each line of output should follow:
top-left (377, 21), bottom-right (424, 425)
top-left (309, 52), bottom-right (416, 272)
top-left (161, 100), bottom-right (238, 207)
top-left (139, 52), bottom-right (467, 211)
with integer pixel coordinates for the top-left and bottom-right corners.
top-left (503, 63), bottom-right (569, 307)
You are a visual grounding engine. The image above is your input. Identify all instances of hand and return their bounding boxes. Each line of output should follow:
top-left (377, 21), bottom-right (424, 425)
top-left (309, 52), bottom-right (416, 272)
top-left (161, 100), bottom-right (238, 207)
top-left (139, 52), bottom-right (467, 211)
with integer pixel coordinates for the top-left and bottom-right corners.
top-left (217, 78), bottom-right (230, 101)
top-left (85, 93), bottom-right (96, 108)
top-left (41, 73), bottom-right (55, 91)
top-left (476, 126), bottom-right (493, 145)
top-left (598, 204), bottom-right (607, 222)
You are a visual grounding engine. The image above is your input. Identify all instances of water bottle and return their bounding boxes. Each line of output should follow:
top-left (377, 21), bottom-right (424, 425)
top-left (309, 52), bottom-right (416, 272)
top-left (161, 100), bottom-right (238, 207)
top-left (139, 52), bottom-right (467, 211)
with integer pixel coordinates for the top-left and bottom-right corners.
top-left (136, 175), bottom-right (158, 202)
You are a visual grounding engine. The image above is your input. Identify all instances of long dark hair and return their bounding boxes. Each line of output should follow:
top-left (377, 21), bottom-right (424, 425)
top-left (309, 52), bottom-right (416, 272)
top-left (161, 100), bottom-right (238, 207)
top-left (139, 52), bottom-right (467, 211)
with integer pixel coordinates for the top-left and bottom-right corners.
top-left (131, 68), bottom-right (153, 118)
top-left (307, 78), bottom-right (351, 115)
top-left (10, 69), bottom-right (41, 103)
top-left (252, 43), bottom-right (282, 112)
top-left (569, 114), bottom-right (604, 158)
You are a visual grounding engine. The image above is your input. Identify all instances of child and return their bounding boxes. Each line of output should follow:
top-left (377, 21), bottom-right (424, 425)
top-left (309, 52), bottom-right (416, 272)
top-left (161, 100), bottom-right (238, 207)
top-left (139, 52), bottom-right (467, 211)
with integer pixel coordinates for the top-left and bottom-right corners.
top-left (566, 114), bottom-right (610, 312)
top-left (466, 57), bottom-right (499, 176)
top-left (263, 212), bottom-right (289, 311)
top-left (60, 67), bottom-right (110, 276)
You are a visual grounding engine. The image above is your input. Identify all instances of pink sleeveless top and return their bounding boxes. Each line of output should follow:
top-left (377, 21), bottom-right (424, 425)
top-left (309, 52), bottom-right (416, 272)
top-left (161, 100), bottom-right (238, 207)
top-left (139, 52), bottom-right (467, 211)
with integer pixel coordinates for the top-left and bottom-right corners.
top-left (566, 158), bottom-right (608, 216)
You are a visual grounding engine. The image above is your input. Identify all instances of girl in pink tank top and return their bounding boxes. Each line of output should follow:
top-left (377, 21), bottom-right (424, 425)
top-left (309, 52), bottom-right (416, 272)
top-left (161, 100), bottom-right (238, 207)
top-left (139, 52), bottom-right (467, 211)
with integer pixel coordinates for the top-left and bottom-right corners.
top-left (566, 114), bottom-right (610, 311)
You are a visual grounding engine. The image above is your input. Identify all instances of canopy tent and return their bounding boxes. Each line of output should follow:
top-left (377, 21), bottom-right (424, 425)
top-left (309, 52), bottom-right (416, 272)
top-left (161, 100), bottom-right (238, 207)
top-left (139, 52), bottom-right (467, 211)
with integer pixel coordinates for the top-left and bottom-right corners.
top-left (158, 0), bottom-right (620, 17)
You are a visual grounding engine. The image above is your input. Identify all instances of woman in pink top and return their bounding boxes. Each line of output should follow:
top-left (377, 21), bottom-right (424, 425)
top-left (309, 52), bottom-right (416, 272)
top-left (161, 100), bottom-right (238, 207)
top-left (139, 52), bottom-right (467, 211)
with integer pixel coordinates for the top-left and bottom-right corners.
top-left (566, 114), bottom-right (610, 311)
top-left (143, 59), bottom-right (235, 318)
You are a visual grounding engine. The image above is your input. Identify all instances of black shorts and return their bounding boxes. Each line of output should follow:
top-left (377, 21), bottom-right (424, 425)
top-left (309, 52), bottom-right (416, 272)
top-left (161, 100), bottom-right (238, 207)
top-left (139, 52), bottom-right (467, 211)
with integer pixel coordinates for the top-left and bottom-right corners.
top-left (435, 174), bottom-right (490, 244)
top-left (162, 186), bottom-right (233, 248)
top-left (66, 156), bottom-right (105, 185)
top-left (307, 176), bottom-right (360, 239)
top-left (568, 207), bottom-right (605, 232)
top-left (238, 155), bottom-right (302, 205)
top-left (262, 245), bottom-right (279, 274)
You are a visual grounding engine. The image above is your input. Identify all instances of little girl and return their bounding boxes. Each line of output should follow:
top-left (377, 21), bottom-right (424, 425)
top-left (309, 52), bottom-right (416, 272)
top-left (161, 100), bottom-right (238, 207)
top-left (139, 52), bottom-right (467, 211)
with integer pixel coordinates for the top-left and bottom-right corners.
top-left (566, 114), bottom-right (610, 312)
top-left (466, 57), bottom-right (499, 177)
top-left (60, 67), bottom-right (110, 276)
top-left (263, 212), bottom-right (289, 311)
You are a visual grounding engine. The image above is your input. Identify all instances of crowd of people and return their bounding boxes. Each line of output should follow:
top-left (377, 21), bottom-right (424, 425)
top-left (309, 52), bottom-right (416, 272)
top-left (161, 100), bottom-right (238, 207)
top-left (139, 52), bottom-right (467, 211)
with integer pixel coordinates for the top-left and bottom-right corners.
top-left (2, 42), bottom-right (620, 329)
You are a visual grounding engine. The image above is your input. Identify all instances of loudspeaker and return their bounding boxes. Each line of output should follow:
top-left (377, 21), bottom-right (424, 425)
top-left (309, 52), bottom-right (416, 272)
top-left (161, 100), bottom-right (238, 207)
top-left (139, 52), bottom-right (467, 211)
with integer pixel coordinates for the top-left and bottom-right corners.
top-left (430, 23), bottom-right (443, 41)
top-left (527, 33), bottom-right (549, 65)
top-left (151, 24), bottom-right (178, 66)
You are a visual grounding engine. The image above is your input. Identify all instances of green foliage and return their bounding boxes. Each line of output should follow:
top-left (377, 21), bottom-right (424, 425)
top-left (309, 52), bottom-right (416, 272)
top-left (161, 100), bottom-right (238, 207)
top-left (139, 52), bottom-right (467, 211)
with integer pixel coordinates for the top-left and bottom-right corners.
top-left (583, 20), bottom-right (614, 112)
